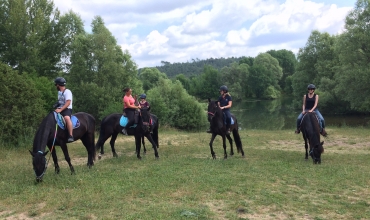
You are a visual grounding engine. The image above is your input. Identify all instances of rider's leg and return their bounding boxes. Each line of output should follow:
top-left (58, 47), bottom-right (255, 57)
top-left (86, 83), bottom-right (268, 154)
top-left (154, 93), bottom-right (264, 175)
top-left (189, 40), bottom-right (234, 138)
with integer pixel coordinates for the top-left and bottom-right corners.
top-left (224, 110), bottom-right (231, 134)
top-left (314, 109), bottom-right (327, 136)
top-left (296, 112), bottom-right (303, 133)
top-left (123, 108), bottom-right (135, 135)
top-left (61, 109), bottom-right (74, 142)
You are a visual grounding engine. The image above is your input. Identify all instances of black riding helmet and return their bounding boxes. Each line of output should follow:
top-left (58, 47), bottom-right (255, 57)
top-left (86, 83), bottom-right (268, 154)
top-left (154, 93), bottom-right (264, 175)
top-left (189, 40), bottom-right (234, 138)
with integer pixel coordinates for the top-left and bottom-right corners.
top-left (54, 77), bottom-right (66, 86)
top-left (219, 85), bottom-right (228, 93)
top-left (307, 84), bottom-right (315, 90)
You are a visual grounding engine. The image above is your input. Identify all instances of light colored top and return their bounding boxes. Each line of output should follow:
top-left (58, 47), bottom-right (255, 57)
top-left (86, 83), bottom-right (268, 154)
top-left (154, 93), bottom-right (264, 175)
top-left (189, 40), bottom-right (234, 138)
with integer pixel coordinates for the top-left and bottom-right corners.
top-left (57, 89), bottom-right (72, 109)
top-left (123, 95), bottom-right (135, 109)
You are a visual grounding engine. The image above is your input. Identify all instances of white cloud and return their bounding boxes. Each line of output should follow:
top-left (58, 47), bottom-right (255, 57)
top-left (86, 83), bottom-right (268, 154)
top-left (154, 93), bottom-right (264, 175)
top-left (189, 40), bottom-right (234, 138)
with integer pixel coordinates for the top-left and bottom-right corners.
top-left (53, 0), bottom-right (355, 68)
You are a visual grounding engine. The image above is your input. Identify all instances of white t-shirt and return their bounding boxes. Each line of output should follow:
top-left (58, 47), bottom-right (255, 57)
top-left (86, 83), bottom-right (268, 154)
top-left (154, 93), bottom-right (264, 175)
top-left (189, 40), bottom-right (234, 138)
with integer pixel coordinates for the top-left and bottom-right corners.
top-left (57, 89), bottom-right (73, 109)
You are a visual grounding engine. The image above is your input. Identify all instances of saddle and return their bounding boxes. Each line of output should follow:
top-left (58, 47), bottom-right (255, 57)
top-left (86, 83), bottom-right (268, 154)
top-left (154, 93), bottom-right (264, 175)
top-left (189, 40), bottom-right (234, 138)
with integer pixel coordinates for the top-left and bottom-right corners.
top-left (53, 112), bottom-right (80, 130)
top-left (119, 114), bottom-right (154, 128)
top-left (222, 113), bottom-right (235, 125)
top-left (299, 112), bottom-right (320, 128)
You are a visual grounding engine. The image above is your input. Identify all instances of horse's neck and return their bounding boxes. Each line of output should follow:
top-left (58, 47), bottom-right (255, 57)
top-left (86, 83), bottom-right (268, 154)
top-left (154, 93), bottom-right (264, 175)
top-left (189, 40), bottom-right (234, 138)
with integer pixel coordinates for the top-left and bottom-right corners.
top-left (32, 113), bottom-right (55, 152)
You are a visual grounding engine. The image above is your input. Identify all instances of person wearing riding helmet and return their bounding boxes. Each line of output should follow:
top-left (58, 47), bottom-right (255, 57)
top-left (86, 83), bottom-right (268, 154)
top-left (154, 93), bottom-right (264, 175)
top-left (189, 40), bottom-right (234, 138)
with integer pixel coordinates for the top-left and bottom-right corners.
top-left (122, 87), bottom-right (141, 135)
top-left (54, 77), bottom-right (74, 142)
top-left (218, 85), bottom-right (233, 134)
top-left (295, 84), bottom-right (327, 136)
top-left (138, 94), bottom-right (150, 108)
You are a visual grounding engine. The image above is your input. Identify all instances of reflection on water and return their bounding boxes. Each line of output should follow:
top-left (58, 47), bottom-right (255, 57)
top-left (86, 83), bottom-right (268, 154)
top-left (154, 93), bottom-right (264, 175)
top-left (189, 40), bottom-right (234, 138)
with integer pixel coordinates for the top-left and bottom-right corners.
top-left (232, 98), bottom-right (370, 130)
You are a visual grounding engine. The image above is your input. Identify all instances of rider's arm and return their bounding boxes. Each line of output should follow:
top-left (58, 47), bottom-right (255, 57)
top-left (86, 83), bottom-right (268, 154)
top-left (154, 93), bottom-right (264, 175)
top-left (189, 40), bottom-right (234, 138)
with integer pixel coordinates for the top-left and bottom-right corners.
top-left (310, 95), bottom-right (319, 112)
top-left (124, 98), bottom-right (140, 109)
top-left (221, 101), bottom-right (232, 110)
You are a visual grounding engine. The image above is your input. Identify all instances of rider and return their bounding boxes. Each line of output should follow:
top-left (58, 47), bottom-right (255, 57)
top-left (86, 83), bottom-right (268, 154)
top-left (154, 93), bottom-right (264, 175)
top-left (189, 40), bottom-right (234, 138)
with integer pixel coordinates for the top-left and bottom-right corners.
top-left (295, 84), bottom-right (327, 136)
top-left (54, 77), bottom-right (74, 142)
top-left (138, 94), bottom-right (150, 108)
top-left (218, 85), bottom-right (233, 135)
top-left (122, 87), bottom-right (141, 135)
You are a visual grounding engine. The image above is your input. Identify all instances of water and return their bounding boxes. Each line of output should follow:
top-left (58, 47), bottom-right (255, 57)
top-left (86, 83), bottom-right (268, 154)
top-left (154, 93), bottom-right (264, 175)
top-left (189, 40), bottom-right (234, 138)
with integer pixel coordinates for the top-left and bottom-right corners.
top-left (231, 98), bottom-right (370, 130)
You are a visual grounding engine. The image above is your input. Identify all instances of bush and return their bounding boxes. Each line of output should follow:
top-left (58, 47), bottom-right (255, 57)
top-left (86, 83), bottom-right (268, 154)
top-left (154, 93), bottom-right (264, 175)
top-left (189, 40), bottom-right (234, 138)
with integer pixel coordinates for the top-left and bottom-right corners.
top-left (0, 64), bottom-right (46, 146)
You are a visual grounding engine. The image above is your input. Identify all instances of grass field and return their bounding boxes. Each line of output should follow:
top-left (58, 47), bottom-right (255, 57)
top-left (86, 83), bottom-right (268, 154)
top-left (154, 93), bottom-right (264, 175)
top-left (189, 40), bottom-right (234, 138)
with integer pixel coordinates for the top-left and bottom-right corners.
top-left (0, 127), bottom-right (369, 219)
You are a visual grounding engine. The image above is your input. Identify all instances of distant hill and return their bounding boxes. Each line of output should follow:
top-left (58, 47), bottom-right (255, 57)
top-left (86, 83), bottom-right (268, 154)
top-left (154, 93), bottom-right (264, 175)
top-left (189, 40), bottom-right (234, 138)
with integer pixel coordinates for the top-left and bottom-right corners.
top-left (139, 57), bottom-right (244, 78)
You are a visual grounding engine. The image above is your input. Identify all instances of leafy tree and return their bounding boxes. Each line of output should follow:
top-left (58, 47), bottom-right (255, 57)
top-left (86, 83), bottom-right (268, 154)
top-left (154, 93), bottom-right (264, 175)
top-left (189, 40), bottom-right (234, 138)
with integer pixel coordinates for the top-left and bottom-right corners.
top-left (253, 53), bottom-right (283, 91)
top-left (190, 65), bottom-right (222, 100)
top-left (248, 65), bottom-right (271, 98)
top-left (0, 63), bottom-right (46, 145)
top-left (334, 0), bottom-right (370, 112)
top-left (147, 78), bottom-right (207, 130)
top-left (239, 56), bottom-right (254, 66)
top-left (175, 74), bottom-right (191, 91)
top-left (139, 67), bottom-right (168, 92)
top-left (0, 0), bottom-right (83, 77)
top-left (266, 49), bottom-right (297, 93)
top-left (220, 62), bottom-right (249, 100)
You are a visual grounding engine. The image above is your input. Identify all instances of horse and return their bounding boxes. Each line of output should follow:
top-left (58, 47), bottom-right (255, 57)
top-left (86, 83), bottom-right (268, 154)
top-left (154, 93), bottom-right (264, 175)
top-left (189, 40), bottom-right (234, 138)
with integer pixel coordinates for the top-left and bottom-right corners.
top-left (29, 112), bottom-right (96, 182)
top-left (95, 107), bottom-right (159, 160)
top-left (299, 112), bottom-right (324, 164)
top-left (207, 99), bottom-right (245, 159)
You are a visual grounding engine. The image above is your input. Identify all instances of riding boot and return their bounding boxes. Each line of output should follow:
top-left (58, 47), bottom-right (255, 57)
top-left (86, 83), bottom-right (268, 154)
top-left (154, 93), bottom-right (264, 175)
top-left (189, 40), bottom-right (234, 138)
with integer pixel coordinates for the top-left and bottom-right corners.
top-left (321, 128), bottom-right (327, 137)
top-left (122, 128), bottom-right (128, 135)
top-left (295, 128), bottom-right (300, 134)
top-left (67, 135), bottom-right (74, 142)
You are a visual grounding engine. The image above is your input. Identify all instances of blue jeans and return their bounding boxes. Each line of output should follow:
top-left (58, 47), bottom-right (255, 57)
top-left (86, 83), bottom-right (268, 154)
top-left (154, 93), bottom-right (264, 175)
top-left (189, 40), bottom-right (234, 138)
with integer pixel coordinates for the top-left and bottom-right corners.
top-left (296, 109), bottom-right (325, 130)
top-left (223, 109), bottom-right (231, 129)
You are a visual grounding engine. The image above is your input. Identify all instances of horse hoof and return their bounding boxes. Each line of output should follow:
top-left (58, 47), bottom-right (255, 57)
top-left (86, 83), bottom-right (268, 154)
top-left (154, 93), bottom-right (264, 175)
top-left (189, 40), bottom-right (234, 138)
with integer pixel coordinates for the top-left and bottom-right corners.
top-left (155, 156), bottom-right (159, 160)
top-left (98, 154), bottom-right (102, 160)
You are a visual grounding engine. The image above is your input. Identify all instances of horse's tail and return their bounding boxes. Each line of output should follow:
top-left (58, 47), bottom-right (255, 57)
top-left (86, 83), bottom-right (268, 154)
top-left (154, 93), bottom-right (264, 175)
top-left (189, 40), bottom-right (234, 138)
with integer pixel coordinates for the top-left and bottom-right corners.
top-left (232, 128), bottom-right (243, 153)
top-left (87, 113), bottom-right (97, 160)
top-left (95, 119), bottom-right (106, 152)
top-left (152, 118), bottom-right (159, 148)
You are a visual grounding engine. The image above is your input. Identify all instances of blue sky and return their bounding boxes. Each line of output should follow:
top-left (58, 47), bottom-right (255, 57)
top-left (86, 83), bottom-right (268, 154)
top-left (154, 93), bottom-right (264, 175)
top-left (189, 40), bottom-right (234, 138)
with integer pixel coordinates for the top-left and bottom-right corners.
top-left (53, 0), bottom-right (357, 68)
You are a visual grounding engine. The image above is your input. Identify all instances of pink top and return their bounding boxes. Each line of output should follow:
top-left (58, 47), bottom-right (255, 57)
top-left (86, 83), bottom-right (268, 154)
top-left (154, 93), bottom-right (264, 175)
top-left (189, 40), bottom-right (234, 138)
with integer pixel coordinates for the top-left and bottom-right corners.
top-left (123, 95), bottom-right (135, 109)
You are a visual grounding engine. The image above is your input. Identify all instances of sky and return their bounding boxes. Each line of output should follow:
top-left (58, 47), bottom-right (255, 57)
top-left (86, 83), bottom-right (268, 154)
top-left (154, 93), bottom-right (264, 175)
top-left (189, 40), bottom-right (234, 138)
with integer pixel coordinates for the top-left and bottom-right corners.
top-left (53, 0), bottom-right (357, 68)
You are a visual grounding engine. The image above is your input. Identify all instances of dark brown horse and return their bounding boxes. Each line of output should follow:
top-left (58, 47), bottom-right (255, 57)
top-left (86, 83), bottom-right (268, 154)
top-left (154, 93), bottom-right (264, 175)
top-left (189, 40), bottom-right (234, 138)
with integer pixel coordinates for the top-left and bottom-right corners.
top-left (299, 112), bottom-right (324, 164)
top-left (29, 112), bottom-right (96, 182)
top-left (207, 99), bottom-right (245, 159)
top-left (96, 107), bottom-right (159, 160)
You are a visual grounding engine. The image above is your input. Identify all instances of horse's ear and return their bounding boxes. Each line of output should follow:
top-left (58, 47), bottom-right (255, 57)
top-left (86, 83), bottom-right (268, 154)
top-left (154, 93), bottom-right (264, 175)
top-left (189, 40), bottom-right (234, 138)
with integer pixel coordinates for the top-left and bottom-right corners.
top-left (208, 98), bottom-right (211, 103)
top-left (29, 150), bottom-right (34, 157)
top-left (320, 141), bottom-right (324, 146)
top-left (147, 106), bottom-right (151, 111)
top-left (44, 151), bottom-right (49, 156)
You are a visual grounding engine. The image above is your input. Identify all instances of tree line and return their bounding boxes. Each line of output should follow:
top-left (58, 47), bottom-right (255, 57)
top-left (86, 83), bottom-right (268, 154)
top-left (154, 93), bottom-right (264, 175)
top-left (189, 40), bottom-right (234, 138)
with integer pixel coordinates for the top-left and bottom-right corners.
top-left (1, 0), bottom-right (369, 146)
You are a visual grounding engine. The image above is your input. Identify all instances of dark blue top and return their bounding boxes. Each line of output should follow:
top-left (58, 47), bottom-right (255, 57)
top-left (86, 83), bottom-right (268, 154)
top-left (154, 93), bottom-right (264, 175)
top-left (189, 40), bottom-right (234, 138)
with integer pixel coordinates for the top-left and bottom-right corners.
top-left (218, 94), bottom-right (232, 108)
top-left (305, 93), bottom-right (316, 110)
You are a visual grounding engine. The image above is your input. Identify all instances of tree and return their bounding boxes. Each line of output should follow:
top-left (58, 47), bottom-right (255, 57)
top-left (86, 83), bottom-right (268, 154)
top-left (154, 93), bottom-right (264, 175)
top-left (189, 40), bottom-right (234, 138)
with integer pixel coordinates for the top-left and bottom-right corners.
top-left (220, 62), bottom-right (249, 100)
top-left (334, 0), bottom-right (370, 111)
top-left (139, 67), bottom-right (168, 92)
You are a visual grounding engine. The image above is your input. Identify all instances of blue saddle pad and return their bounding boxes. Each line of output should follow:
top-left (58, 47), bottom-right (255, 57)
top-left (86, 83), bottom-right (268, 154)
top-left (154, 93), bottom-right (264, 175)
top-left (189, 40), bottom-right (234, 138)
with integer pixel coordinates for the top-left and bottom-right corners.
top-left (53, 112), bottom-right (80, 130)
top-left (119, 115), bottom-right (137, 128)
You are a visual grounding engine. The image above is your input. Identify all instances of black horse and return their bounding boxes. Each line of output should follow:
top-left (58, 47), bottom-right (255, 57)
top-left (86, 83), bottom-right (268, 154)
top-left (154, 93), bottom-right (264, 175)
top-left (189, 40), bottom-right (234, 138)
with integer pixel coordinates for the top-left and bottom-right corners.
top-left (29, 112), bottom-right (96, 182)
top-left (207, 99), bottom-right (245, 159)
top-left (299, 112), bottom-right (324, 164)
top-left (95, 107), bottom-right (159, 160)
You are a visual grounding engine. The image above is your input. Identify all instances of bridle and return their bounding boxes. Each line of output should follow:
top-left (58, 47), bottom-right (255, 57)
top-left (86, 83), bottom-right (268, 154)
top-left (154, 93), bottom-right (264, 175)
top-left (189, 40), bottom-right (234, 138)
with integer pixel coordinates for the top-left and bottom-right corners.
top-left (140, 110), bottom-right (151, 132)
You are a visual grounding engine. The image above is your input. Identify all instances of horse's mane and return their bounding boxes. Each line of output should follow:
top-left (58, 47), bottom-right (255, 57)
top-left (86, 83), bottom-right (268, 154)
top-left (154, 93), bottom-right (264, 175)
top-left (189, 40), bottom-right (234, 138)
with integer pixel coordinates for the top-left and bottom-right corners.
top-left (32, 112), bottom-right (55, 152)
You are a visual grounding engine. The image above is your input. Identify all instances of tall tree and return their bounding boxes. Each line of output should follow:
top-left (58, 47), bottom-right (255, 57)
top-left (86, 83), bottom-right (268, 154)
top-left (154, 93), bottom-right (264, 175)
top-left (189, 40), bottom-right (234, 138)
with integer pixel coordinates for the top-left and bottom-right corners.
top-left (139, 67), bottom-right (168, 92)
top-left (334, 0), bottom-right (370, 111)
top-left (220, 62), bottom-right (249, 100)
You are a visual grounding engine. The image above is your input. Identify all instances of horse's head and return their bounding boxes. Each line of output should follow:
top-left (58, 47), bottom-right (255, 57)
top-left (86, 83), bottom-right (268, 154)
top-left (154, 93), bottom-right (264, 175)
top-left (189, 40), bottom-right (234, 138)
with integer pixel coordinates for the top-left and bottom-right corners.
top-left (207, 98), bottom-right (221, 122)
top-left (140, 107), bottom-right (151, 133)
top-left (29, 150), bottom-right (49, 182)
top-left (310, 141), bottom-right (324, 164)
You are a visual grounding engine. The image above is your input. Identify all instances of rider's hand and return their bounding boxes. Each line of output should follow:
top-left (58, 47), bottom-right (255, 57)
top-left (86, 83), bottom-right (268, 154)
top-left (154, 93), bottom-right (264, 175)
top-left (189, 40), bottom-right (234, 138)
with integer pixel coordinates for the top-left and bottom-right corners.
top-left (55, 108), bottom-right (61, 113)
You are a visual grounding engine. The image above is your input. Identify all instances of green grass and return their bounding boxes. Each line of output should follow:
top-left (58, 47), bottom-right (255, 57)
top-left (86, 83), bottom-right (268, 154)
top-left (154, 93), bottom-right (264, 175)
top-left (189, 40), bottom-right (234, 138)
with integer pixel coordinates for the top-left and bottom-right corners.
top-left (0, 127), bottom-right (369, 219)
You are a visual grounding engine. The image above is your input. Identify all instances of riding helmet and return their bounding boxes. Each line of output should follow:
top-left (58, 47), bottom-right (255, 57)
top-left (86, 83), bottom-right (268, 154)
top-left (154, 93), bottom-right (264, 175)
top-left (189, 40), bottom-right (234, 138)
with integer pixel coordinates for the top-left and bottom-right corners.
top-left (140, 94), bottom-right (146, 99)
top-left (54, 77), bottom-right (66, 86)
top-left (307, 84), bottom-right (316, 90)
top-left (219, 85), bottom-right (228, 92)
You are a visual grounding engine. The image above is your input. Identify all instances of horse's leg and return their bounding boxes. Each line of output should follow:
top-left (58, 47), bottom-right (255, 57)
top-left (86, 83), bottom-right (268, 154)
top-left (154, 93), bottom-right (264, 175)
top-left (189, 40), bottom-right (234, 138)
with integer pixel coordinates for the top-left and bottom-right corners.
top-left (135, 135), bottom-right (142, 160)
top-left (209, 134), bottom-right (217, 159)
top-left (144, 133), bottom-right (159, 159)
top-left (48, 144), bottom-right (60, 174)
top-left (60, 144), bottom-right (75, 174)
top-left (222, 135), bottom-right (228, 159)
top-left (80, 136), bottom-right (94, 168)
top-left (109, 132), bottom-right (119, 158)
top-left (303, 133), bottom-right (308, 160)
top-left (226, 135), bottom-right (234, 156)
top-left (142, 136), bottom-right (146, 154)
